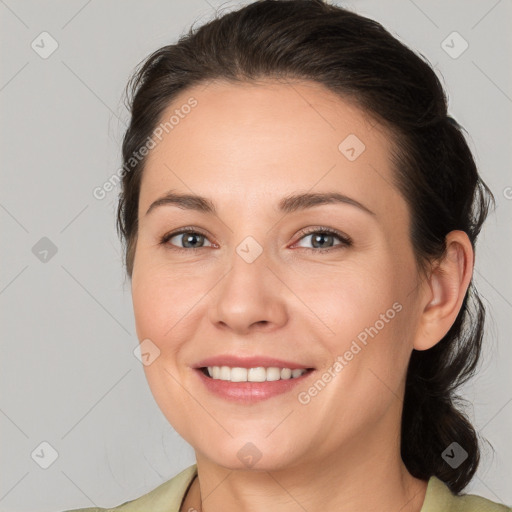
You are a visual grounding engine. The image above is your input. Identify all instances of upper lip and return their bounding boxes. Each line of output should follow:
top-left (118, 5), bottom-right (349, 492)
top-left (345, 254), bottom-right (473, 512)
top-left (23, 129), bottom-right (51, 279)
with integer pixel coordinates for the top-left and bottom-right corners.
top-left (193, 355), bottom-right (315, 370)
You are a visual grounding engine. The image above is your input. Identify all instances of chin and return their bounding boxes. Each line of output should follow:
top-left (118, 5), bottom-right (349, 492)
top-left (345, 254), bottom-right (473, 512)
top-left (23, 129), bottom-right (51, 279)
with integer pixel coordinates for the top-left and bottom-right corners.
top-left (195, 437), bottom-right (306, 473)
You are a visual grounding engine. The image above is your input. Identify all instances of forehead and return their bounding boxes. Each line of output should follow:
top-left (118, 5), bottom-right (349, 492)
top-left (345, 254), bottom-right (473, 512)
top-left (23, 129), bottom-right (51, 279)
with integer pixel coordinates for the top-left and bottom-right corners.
top-left (138, 79), bottom-right (406, 224)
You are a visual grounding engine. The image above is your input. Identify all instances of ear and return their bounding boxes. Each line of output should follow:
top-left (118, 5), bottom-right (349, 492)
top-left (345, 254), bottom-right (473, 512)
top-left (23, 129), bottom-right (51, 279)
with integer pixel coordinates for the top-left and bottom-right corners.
top-left (413, 230), bottom-right (474, 351)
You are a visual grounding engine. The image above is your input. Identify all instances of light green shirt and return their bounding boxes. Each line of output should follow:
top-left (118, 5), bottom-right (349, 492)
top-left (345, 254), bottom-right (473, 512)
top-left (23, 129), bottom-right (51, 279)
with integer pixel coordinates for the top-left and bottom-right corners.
top-left (63, 464), bottom-right (511, 512)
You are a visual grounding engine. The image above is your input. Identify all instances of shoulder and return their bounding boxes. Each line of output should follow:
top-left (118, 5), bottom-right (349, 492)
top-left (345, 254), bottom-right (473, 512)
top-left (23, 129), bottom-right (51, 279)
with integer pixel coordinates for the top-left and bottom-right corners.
top-left (61, 464), bottom-right (198, 512)
top-left (423, 476), bottom-right (511, 512)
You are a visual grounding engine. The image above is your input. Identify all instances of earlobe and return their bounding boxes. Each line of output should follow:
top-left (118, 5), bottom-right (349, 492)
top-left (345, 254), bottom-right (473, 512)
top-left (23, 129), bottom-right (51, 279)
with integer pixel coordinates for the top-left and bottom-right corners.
top-left (413, 230), bottom-right (474, 351)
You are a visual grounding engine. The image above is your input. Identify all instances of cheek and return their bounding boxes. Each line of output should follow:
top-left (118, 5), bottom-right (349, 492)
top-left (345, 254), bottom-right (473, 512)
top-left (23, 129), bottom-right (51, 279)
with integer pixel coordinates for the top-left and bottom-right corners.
top-left (312, 256), bottom-right (413, 374)
top-left (301, 261), bottom-right (397, 336)
top-left (132, 270), bottom-right (166, 341)
top-left (131, 256), bottom-right (215, 359)
top-left (131, 260), bottom-right (187, 344)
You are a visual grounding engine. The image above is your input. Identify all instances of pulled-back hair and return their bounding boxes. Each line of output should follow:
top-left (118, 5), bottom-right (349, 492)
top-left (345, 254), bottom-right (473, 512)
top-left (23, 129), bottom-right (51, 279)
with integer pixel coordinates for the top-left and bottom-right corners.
top-left (117, 0), bottom-right (495, 493)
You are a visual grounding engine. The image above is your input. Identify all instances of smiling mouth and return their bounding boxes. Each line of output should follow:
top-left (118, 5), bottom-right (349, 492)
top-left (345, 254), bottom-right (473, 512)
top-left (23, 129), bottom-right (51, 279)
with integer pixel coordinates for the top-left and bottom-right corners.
top-left (199, 366), bottom-right (315, 382)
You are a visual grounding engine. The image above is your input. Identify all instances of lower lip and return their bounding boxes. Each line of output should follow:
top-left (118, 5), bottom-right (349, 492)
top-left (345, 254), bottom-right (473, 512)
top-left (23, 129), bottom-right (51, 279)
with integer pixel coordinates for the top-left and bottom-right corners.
top-left (194, 368), bottom-right (314, 403)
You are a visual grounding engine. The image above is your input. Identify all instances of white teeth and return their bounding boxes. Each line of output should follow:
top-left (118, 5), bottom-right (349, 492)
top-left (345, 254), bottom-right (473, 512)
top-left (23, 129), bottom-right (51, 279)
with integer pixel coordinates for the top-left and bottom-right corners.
top-left (266, 367), bottom-right (281, 381)
top-left (220, 366), bottom-right (231, 380)
top-left (291, 368), bottom-right (304, 378)
top-left (248, 367), bottom-right (267, 382)
top-left (205, 366), bottom-right (308, 382)
top-left (280, 368), bottom-right (292, 379)
top-left (230, 367), bottom-right (247, 382)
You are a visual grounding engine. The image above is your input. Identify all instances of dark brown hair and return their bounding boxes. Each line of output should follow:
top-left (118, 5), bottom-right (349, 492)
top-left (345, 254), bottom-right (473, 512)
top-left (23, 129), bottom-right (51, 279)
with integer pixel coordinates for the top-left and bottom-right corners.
top-left (117, 0), bottom-right (495, 493)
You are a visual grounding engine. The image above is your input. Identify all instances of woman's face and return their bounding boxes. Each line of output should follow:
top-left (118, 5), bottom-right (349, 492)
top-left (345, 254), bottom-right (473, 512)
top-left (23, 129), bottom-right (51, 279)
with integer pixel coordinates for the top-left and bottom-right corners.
top-left (131, 80), bottom-right (425, 470)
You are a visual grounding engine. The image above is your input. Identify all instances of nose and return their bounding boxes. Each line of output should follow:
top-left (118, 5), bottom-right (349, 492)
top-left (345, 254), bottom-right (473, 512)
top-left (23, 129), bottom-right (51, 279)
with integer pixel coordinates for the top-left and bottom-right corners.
top-left (208, 244), bottom-right (288, 335)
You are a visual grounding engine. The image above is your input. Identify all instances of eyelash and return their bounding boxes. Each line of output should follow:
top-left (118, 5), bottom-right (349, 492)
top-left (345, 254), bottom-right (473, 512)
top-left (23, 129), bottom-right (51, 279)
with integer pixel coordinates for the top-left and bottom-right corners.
top-left (159, 226), bottom-right (352, 254)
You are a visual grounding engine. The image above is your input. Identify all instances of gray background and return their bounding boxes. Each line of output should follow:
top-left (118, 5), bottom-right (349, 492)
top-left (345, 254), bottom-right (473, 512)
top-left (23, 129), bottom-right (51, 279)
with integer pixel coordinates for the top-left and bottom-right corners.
top-left (1, 0), bottom-right (511, 510)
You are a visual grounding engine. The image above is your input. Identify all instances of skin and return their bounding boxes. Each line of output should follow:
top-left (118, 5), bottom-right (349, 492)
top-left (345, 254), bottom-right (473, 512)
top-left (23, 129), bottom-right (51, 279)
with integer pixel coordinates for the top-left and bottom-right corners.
top-left (130, 79), bottom-right (473, 512)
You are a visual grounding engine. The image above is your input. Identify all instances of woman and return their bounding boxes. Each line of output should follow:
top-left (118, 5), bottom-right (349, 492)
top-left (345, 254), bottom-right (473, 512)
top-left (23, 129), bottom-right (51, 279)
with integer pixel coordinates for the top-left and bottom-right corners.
top-left (65, 0), bottom-right (510, 510)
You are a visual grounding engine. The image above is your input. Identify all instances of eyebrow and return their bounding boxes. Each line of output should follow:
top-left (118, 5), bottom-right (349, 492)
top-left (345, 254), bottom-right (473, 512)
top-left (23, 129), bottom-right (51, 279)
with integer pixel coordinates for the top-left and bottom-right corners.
top-left (145, 190), bottom-right (376, 217)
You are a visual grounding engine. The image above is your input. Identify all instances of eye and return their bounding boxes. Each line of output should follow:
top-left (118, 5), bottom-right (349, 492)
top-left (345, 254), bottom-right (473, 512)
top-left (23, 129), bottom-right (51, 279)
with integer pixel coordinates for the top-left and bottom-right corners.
top-left (159, 226), bottom-right (352, 254)
top-left (160, 228), bottom-right (213, 252)
top-left (293, 227), bottom-right (352, 253)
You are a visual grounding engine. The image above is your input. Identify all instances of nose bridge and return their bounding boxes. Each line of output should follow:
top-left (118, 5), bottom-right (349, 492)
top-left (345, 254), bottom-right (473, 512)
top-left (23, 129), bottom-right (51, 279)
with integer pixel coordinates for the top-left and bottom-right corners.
top-left (223, 233), bottom-right (271, 300)
top-left (209, 232), bottom-right (287, 332)
top-left (235, 233), bottom-right (266, 266)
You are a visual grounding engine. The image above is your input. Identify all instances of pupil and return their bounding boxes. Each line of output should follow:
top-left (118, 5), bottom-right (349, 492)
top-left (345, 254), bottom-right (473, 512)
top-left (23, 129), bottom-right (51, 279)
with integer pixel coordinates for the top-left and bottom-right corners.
top-left (184, 233), bottom-right (202, 248)
top-left (313, 233), bottom-right (332, 248)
